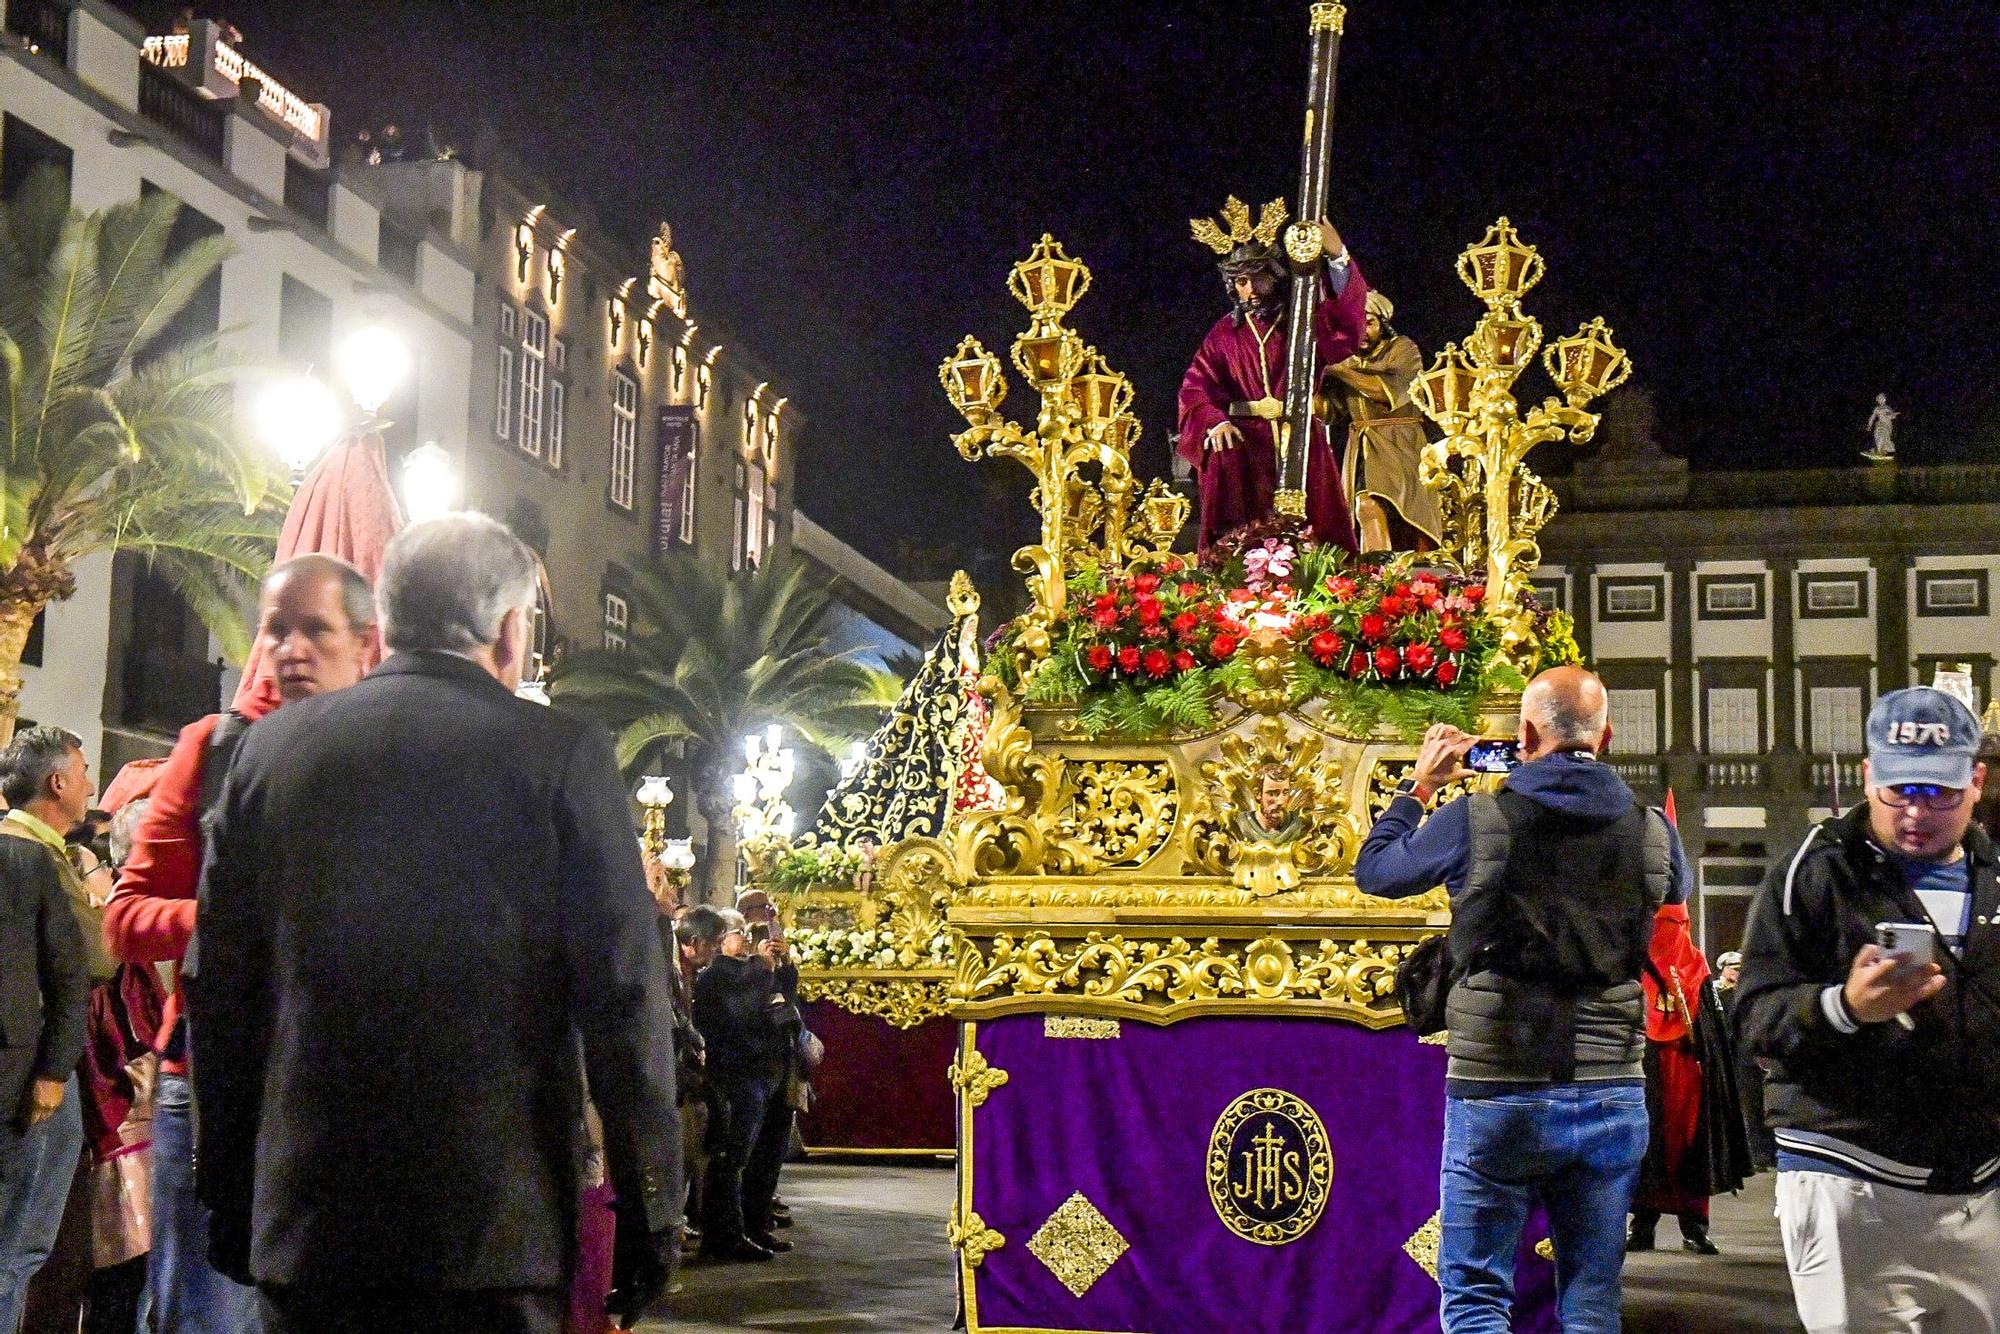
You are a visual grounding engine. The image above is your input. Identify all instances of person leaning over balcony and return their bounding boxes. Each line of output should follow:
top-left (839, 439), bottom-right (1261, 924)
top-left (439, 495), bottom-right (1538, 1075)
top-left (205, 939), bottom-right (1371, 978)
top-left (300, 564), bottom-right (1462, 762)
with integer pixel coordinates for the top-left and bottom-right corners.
top-left (105, 554), bottom-right (379, 1334)
top-left (1735, 687), bottom-right (2000, 1333)
top-left (1355, 665), bottom-right (1692, 1334)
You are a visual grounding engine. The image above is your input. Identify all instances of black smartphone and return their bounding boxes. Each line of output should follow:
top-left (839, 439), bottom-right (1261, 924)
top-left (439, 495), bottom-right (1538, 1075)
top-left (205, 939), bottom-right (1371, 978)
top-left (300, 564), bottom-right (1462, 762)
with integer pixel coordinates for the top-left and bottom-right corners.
top-left (750, 922), bottom-right (771, 946)
top-left (1465, 739), bottom-right (1521, 774)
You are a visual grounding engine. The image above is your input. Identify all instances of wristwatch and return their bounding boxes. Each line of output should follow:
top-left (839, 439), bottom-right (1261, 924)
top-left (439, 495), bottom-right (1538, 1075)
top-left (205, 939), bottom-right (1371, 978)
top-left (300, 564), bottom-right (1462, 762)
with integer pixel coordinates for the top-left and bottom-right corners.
top-left (1394, 777), bottom-right (1432, 804)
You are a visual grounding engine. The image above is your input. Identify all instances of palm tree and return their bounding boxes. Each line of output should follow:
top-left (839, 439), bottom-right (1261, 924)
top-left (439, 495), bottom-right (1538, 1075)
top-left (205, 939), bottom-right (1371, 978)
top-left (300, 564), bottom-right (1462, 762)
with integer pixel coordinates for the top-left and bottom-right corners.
top-left (0, 167), bottom-right (284, 739)
top-left (550, 550), bottom-right (898, 902)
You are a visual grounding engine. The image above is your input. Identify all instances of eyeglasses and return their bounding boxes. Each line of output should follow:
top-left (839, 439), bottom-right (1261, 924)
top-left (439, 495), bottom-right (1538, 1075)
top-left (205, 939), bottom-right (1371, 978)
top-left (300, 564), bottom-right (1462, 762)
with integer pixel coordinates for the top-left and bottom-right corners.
top-left (1874, 784), bottom-right (1969, 812)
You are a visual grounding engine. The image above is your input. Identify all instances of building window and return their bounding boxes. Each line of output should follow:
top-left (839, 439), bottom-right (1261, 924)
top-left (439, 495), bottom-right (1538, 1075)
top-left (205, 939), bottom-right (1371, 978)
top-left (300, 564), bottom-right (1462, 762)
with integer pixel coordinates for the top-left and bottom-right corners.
top-left (547, 378), bottom-right (566, 469)
top-left (277, 275), bottom-right (332, 372)
top-left (602, 592), bottom-right (628, 652)
top-left (518, 308), bottom-right (547, 458)
top-left (1801, 573), bottom-right (1865, 618)
top-left (679, 438), bottom-right (698, 545)
top-left (1607, 688), bottom-right (1659, 755)
top-left (494, 302), bottom-right (517, 441)
top-left (1600, 579), bottom-right (1662, 620)
top-left (1699, 576), bottom-right (1763, 619)
top-left (1809, 686), bottom-right (1865, 755)
top-left (744, 460), bottom-right (768, 568)
top-left (1918, 569), bottom-right (1989, 617)
top-left (1530, 578), bottom-right (1565, 614)
top-left (764, 473), bottom-right (778, 554)
top-left (731, 458), bottom-right (748, 572)
top-left (1706, 687), bottom-right (1761, 755)
top-left (610, 371), bottom-right (638, 510)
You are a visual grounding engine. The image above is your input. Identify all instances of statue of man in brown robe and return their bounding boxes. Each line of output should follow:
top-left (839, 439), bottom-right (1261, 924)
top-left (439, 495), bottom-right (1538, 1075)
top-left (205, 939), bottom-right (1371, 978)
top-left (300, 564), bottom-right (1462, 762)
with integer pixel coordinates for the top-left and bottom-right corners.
top-left (1325, 289), bottom-right (1443, 553)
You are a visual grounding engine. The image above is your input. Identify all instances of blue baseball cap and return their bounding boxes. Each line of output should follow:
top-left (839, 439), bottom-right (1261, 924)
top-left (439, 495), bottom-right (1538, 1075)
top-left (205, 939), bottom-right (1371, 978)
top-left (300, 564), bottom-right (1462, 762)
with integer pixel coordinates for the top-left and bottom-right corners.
top-left (1866, 687), bottom-right (1982, 788)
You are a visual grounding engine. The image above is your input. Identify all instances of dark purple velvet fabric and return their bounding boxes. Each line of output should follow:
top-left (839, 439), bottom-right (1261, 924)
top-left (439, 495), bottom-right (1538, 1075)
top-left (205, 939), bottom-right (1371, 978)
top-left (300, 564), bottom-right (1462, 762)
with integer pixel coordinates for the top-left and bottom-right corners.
top-left (799, 1001), bottom-right (957, 1152)
top-left (967, 1014), bottom-right (1558, 1334)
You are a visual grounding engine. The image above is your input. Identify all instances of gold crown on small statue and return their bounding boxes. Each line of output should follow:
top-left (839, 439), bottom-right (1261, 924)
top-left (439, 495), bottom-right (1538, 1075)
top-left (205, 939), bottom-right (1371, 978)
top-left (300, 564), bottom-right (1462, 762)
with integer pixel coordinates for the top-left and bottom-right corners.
top-left (1190, 195), bottom-right (1289, 256)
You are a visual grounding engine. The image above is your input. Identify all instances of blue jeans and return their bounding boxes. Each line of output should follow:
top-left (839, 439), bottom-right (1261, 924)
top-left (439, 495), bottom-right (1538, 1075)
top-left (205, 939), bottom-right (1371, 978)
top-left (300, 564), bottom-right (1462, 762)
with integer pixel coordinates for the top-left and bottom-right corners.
top-left (1439, 1083), bottom-right (1650, 1334)
top-left (151, 1073), bottom-right (263, 1334)
top-left (0, 1074), bottom-right (81, 1334)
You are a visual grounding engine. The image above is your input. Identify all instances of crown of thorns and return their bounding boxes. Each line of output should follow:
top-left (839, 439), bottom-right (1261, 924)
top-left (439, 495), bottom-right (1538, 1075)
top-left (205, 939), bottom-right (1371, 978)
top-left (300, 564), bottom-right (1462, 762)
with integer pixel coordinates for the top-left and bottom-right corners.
top-left (1190, 196), bottom-right (1289, 255)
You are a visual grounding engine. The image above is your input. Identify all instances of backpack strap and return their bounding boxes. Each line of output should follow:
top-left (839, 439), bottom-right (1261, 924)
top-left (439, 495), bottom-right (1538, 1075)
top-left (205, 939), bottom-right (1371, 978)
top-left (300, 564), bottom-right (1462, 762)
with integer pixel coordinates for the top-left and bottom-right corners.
top-left (196, 710), bottom-right (251, 822)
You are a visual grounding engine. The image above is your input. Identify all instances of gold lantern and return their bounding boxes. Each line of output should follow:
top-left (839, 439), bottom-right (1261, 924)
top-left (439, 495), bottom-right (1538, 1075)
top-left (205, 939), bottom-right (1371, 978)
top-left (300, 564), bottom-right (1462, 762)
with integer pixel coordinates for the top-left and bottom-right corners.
top-left (1455, 216), bottom-right (1544, 307)
top-left (940, 335), bottom-right (1007, 425)
top-left (1543, 317), bottom-right (1632, 409)
top-left (1409, 342), bottom-right (1479, 433)
top-left (1008, 234), bottom-right (1091, 319)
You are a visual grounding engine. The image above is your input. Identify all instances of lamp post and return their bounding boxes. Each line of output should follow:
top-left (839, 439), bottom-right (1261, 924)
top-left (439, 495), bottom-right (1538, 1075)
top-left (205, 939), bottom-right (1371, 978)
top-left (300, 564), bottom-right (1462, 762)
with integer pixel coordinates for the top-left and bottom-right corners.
top-left (731, 726), bottom-right (797, 890)
top-left (636, 774), bottom-right (682, 905)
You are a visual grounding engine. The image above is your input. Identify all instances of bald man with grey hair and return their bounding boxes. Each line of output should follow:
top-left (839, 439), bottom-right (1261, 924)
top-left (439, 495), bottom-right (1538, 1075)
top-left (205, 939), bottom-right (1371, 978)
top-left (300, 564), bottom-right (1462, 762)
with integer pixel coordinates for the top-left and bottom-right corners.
top-left (189, 513), bottom-right (682, 1331)
top-left (1356, 664), bottom-right (1693, 1334)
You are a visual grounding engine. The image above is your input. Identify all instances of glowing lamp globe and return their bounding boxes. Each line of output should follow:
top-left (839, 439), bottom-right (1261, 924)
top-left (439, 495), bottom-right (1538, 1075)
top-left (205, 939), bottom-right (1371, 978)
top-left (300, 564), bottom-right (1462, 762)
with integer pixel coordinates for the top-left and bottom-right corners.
top-left (662, 839), bottom-right (696, 872)
top-left (636, 775), bottom-right (674, 810)
top-left (254, 373), bottom-right (345, 474)
top-left (336, 325), bottom-right (412, 415)
top-left (400, 442), bottom-right (461, 524)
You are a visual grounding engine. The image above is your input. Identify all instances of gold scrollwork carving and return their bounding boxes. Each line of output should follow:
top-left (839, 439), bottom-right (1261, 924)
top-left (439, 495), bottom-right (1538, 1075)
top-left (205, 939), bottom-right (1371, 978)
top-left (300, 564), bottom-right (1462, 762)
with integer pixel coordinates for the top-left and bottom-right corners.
top-left (948, 1207), bottom-right (1006, 1267)
top-left (1055, 760), bottom-right (1178, 867)
top-left (1043, 1015), bottom-right (1121, 1040)
top-left (1187, 717), bottom-right (1365, 895)
top-left (797, 976), bottom-right (950, 1030)
top-left (949, 1048), bottom-right (1011, 1107)
top-left (951, 932), bottom-right (1411, 1020)
top-left (1027, 1192), bottom-right (1130, 1298)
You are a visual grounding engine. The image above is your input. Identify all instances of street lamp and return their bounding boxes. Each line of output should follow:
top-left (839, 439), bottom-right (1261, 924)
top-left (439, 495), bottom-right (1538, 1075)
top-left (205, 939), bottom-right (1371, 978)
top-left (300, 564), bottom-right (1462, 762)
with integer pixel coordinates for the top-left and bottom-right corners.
top-left (733, 727), bottom-right (798, 888)
top-left (253, 372), bottom-right (345, 474)
top-left (336, 324), bottom-right (413, 417)
top-left (400, 441), bottom-right (462, 523)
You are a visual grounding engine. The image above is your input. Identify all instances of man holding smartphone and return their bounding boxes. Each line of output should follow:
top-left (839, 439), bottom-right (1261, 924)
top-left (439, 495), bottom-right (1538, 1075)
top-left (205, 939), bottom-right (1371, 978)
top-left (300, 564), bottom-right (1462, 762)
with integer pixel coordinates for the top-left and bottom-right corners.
top-left (1737, 687), bottom-right (2000, 1332)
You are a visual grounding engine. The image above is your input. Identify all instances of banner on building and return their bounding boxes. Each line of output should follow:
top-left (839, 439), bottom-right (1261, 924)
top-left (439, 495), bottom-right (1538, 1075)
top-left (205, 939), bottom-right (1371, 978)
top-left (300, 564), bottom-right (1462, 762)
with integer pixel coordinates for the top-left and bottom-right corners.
top-left (655, 405), bottom-right (698, 554)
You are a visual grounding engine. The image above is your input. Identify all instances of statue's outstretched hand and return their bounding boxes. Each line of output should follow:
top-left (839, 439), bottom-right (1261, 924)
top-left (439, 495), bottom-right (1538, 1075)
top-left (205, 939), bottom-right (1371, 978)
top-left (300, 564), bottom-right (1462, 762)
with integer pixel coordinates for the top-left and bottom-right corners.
top-left (1316, 219), bottom-right (1346, 261)
top-left (1206, 421), bottom-right (1245, 452)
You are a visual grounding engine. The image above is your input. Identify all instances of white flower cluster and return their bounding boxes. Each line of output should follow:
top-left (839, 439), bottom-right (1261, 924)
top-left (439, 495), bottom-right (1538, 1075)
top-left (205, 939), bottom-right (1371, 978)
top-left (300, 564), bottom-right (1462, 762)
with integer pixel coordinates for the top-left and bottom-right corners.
top-left (791, 925), bottom-right (956, 970)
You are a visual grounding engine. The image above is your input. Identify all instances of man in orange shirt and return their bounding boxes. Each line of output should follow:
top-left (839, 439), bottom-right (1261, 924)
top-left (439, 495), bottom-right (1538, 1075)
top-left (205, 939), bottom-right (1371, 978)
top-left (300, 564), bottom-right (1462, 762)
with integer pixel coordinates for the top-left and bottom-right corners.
top-left (105, 554), bottom-right (376, 1334)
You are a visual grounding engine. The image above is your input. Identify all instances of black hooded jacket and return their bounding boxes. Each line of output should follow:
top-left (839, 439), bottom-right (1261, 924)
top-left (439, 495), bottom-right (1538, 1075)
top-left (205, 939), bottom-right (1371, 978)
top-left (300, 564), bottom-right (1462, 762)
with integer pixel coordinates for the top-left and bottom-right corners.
top-left (1735, 806), bottom-right (2000, 1194)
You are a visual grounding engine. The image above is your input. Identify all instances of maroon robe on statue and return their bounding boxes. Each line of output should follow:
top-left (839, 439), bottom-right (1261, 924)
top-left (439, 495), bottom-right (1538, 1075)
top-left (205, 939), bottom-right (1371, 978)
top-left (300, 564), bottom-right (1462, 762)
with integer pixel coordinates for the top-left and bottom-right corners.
top-left (1176, 262), bottom-right (1371, 552)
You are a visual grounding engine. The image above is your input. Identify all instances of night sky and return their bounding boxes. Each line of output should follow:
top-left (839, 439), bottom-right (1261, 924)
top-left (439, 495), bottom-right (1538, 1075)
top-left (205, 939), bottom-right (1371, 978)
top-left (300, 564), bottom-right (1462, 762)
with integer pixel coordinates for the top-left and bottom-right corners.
top-left (131, 2), bottom-right (2000, 571)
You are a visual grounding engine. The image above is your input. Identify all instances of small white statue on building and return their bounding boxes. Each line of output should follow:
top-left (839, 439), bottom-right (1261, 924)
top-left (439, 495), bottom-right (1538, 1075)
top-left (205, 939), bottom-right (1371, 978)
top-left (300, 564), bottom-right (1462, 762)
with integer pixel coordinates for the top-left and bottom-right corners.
top-left (1862, 392), bottom-right (1897, 463)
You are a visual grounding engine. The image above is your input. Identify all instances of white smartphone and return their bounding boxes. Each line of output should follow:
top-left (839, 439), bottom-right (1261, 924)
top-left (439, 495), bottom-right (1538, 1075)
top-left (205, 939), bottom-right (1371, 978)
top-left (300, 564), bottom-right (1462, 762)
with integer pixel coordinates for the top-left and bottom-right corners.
top-left (1875, 921), bottom-right (1938, 968)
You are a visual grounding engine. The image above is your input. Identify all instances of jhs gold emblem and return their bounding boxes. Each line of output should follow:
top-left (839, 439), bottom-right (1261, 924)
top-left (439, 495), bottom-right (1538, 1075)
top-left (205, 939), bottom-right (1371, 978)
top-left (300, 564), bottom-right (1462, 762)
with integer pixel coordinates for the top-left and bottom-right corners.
top-left (1206, 1088), bottom-right (1333, 1245)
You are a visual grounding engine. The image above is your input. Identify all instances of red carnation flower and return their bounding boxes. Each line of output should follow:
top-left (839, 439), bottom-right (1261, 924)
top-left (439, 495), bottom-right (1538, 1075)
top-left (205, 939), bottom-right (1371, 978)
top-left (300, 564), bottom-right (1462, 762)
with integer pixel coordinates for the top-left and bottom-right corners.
top-left (1374, 646), bottom-right (1402, 676)
top-left (1328, 575), bottom-right (1358, 600)
top-left (1174, 649), bottom-right (1197, 672)
top-left (1133, 573), bottom-right (1162, 596)
top-left (1093, 592), bottom-right (1117, 613)
top-left (1404, 642), bottom-right (1436, 673)
top-left (1395, 582), bottom-right (1413, 598)
top-left (1172, 611), bottom-right (1200, 637)
top-left (1086, 645), bottom-right (1113, 673)
top-left (1179, 581), bottom-right (1203, 598)
top-left (1138, 598), bottom-right (1163, 626)
top-left (1436, 660), bottom-right (1460, 688)
top-left (1163, 556), bottom-right (1185, 573)
top-left (1360, 613), bottom-right (1389, 643)
top-left (1378, 596), bottom-right (1403, 618)
top-left (1440, 626), bottom-right (1468, 653)
top-left (1347, 651), bottom-right (1369, 679)
top-left (1090, 607), bottom-right (1120, 631)
top-left (1143, 648), bottom-right (1172, 678)
top-left (1210, 634), bottom-right (1240, 661)
top-left (1309, 631), bottom-right (1344, 665)
top-left (1464, 585), bottom-right (1486, 604)
top-left (1118, 646), bottom-right (1142, 673)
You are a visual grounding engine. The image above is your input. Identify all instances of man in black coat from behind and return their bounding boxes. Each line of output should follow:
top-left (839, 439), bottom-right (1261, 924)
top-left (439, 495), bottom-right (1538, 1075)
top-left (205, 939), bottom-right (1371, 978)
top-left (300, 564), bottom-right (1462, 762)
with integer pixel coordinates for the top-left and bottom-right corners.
top-left (188, 513), bottom-right (681, 1334)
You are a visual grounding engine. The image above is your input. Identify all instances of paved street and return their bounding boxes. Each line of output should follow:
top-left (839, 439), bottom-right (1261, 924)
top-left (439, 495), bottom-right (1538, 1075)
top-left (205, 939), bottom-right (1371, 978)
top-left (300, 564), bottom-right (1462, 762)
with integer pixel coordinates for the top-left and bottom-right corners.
top-left (650, 1163), bottom-right (1802, 1332)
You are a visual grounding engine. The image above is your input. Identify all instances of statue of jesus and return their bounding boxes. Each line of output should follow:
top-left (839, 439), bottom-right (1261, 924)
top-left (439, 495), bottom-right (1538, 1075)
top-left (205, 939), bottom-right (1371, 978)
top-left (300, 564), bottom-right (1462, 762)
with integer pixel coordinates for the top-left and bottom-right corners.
top-left (1176, 197), bottom-right (1370, 553)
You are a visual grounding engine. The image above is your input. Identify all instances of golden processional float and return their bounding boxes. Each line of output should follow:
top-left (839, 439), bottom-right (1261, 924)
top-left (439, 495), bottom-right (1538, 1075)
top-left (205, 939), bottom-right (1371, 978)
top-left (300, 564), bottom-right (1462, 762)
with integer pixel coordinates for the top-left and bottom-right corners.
top-left (765, 6), bottom-right (1631, 1331)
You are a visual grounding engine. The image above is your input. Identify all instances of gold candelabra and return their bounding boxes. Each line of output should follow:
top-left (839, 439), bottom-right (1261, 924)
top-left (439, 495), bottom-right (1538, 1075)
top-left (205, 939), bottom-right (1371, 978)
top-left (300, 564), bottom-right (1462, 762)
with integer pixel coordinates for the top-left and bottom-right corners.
top-left (1410, 217), bottom-right (1631, 665)
top-left (940, 235), bottom-right (1189, 675)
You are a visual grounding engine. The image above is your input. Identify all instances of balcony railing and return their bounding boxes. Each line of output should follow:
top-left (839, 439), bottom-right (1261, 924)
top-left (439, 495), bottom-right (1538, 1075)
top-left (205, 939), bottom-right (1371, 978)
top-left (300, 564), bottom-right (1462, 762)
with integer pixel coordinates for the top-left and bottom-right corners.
top-left (1702, 758), bottom-right (1767, 792)
top-left (1607, 757), bottom-right (1666, 793)
top-left (3, 0), bottom-right (69, 63)
top-left (139, 60), bottom-right (226, 162)
top-left (1806, 756), bottom-right (1865, 804)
